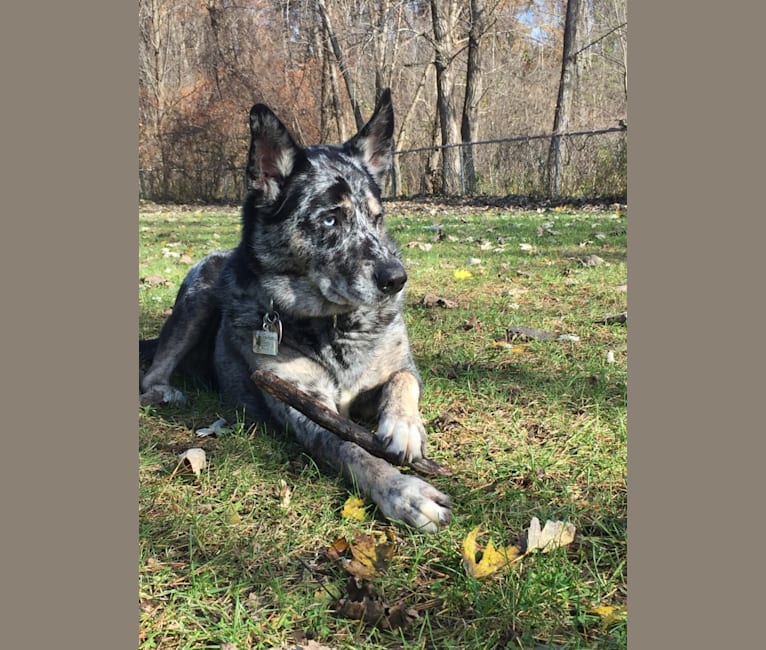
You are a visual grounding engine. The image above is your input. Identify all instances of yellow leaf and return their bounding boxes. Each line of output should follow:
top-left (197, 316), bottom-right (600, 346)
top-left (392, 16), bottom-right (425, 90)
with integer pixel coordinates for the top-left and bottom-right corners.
top-left (341, 495), bottom-right (366, 521)
top-left (339, 530), bottom-right (396, 578)
top-left (454, 269), bottom-right (473, 280)
top-left (461, 526), bottom-right (521, 578)
top-left (590, 604), bottom-right (627, 629)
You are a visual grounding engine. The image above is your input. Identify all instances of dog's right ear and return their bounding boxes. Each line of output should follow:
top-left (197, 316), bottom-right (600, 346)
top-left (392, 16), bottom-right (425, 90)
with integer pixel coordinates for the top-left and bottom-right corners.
top-left (247, 105), bottom-right (303, 203)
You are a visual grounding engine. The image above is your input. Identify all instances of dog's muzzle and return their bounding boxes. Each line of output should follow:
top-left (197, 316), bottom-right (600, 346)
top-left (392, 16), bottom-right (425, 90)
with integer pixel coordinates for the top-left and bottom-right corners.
top-left (374, 260), bottom-right (408, 295)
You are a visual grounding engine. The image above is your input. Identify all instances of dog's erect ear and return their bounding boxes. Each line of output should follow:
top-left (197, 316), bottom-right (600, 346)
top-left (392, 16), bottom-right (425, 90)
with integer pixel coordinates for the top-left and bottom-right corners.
top-left (344, 88), bottom-right (395, 187)
top-left (247, 104), bottom-right (303, 203)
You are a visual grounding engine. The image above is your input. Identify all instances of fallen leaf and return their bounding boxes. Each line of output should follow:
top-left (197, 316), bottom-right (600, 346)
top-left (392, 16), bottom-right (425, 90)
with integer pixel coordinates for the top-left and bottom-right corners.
top-left (177, 448), bottom-right (206, 476)
top-left (331, 530), bottom-right (396, 579)
top-left (506, 326), bottom-right (555, 342)
top-left (462, 526), bottom-right (521, 578)
top-left (382, 602), bottom-right (419, 630)
top-left (341, 496), bottom-right (366, 521)
top-left (589, 604), bottom-right (627, 629)
top-left (406, 241), bottom-right (433, 251)
top-left (195, 417), bottom-right (231, 437)
top-left (224, 504), bottom-right (241, 525)
top-left (334, 577), bottom-right (418, 631)
top-left (579, 254), bottom-right (605, 267)
top-left (420, 294), bottom-right (458, 309)
top-left (278, 479), bottom-right (292, 509)
top-left (454, 269), bottom-right (473, 280)
top-left (335, 577), bottom-right (385, 623)
top-left (325, 537), bottom-right (350, 561)
top-left (140, 275), bottom-right (168, 287)
top-left (462, 318), bottom-right (481, 331)
top-left (431, 409), bottom-right (465, 432)
top-left (340, 557), bottom-right (378, 580)
top-left (599, 311), bottom-right (627, 325)
top-left (524, 517), bottom-right (576, 554)
top-left (348, 531), bottom-right (395, 575)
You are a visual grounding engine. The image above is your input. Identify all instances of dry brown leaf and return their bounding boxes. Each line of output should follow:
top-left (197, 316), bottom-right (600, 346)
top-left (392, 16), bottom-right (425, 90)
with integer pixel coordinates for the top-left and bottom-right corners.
top-left (278, 479), bottom-right (292, 509)
top-left (328, 530), bottom-right (396, 579)
top-left (381, 602), bottom-right (419, 630)
top-left (524, 517), bottom-right (576, 554)
top-left (326, 537), bottom-right (350, 561)
top-left (420, 294), bottom-right (458, 309)
top-left (140, 274), bottom-right (169, 287)
top-left (177, 448), bottom-right (206, 476)
top-left (334, 577), bottom-right (419, 631)
top-left (335, 577), bottom-right (385, 623)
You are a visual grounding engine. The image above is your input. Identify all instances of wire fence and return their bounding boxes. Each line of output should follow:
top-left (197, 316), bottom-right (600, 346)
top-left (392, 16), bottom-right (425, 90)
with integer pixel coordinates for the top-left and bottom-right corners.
top-left (139, 127), bottom-right (626, 204)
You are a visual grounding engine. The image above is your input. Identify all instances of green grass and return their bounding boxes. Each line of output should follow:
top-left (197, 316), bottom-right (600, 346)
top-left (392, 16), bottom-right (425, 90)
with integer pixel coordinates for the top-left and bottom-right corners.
top-left (139, 202), bottom-right (627, 649)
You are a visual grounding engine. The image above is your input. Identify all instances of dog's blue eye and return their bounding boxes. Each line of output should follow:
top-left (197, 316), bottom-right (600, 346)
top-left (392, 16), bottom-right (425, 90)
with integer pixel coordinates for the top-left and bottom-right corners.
top-left (322, 216), bottom-right (336, 227)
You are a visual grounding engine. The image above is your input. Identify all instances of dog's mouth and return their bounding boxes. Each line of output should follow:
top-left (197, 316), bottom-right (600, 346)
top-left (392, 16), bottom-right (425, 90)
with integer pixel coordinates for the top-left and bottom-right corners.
top-left (317, 275), bottom-right (400, 310)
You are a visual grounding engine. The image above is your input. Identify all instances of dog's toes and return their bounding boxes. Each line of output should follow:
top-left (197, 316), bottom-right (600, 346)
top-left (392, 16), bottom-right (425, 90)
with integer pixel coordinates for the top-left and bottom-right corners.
top-left (376, 415), bottom-right (426, 463)
top-left (374, 474), bottom-right (451, 533)
top-left (140, 385), bottom-right (187, 406)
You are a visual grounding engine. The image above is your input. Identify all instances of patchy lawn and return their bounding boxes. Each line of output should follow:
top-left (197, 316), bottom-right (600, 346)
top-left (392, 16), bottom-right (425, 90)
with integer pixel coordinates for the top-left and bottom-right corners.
top-left (139, 201), bottom-right (627, 650)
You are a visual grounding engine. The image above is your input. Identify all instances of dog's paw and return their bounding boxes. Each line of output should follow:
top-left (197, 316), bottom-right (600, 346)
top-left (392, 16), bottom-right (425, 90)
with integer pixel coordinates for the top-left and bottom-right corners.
top-left (372, 473), bottom-right (451, 533)
top-left (376, 412), bottom-right (426, 463)
top-left (139, 384), bottom-right (187, 406)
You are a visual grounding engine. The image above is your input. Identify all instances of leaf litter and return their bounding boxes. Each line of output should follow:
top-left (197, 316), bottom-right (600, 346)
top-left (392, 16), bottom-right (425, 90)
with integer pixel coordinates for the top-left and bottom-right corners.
top-left (321, 529), bottom-right (420, 630)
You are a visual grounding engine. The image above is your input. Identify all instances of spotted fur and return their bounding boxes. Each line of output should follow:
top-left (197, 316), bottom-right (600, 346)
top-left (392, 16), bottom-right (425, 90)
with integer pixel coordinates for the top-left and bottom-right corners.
top-left (140, 90), bottom-right (451, 532)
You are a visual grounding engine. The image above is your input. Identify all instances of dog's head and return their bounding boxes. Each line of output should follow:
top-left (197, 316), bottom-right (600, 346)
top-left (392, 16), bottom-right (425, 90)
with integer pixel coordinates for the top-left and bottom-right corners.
top-left (242, 90), bottom-right (407, 318)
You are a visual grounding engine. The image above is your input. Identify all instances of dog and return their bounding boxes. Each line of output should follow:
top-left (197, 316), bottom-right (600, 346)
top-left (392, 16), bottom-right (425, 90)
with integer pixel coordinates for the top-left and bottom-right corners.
top-left (140, 90), bottom-right (451, 532)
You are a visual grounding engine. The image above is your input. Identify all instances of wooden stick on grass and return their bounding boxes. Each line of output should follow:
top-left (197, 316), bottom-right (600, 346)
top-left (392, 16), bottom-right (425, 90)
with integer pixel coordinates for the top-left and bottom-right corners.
top-left (251, 369), bottom-right (452, 477)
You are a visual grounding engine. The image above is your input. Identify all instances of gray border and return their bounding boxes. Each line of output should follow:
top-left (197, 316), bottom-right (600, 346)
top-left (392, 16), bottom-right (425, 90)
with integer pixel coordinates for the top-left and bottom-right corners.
top-left (630, 2), bottom-right (764, 648)
top-left (2, 3), bottom-right (138, 646)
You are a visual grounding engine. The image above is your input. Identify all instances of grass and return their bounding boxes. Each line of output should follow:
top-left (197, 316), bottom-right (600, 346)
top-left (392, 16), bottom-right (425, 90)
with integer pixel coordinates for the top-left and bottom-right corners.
top-left (139, 201), bottom-right (627, 649)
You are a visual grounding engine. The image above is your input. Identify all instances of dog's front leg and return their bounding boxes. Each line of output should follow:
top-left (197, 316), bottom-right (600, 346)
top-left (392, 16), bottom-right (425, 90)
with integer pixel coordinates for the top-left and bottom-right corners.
top-left (265, 394), bottom-right (450, 532)
top-left (376, 370), bottom-right (427, 463)
top-left (140, 254), bottom-right (226, 404)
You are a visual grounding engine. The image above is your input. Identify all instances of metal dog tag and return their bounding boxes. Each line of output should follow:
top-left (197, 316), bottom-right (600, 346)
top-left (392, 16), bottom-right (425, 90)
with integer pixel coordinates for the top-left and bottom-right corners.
top-left (253, 307), bottom-right (282, 356)
top-left (253, 329), bottom-right (279, 355)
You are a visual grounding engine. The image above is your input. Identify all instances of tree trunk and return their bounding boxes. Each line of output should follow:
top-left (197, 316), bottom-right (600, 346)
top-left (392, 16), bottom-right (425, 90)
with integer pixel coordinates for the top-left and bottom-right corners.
top-left (461, 0), bottom-right (488, 195)
top-left (429, 0), bottom-right (463, 196)
top-left (317, 0), bottom-right (364, 131)
top-left (547, 0), bottom-right (581, 198)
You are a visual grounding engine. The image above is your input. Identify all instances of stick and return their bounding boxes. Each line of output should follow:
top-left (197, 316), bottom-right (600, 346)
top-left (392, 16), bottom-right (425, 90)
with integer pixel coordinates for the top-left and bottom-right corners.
top-left (251, 369), bottom-right (452, 477)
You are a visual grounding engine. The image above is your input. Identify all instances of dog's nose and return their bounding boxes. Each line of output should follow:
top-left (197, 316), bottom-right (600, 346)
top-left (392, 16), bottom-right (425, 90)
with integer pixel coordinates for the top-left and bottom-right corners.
top-left (375, 261), bottom-right (408, 295)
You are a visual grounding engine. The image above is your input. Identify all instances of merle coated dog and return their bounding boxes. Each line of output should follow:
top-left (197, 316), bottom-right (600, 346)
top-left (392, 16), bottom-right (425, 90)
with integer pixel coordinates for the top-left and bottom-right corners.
top-left (139, 90), bottom-right (451, 532)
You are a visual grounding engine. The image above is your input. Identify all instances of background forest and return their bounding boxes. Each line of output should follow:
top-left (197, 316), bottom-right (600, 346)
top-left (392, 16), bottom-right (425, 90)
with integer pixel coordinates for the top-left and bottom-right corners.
top-left (139, 0), bottom-right (627, 203)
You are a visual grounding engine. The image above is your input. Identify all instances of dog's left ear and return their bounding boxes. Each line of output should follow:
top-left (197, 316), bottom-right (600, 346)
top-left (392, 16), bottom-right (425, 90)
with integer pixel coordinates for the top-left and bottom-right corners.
top-left (344, 89), bottom-right (395, 187)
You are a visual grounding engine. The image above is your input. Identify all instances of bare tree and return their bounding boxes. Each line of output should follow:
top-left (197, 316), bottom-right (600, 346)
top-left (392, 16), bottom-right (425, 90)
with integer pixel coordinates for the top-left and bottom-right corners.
top-left (461, 0), bottom-right (490, 194)
top-left (429, 0), bottom-right (464, 195)
top-left (317, 0), bottom-right (364, 130)
top-left (138, 0), bottom-right (626, 202)
top-left (547, 0), bottom-right (581, 197)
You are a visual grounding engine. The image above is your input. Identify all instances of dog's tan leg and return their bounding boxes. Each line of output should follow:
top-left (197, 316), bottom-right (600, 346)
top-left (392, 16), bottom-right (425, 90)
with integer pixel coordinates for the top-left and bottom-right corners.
top-left (376, 370), bottom-right (426, 463)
